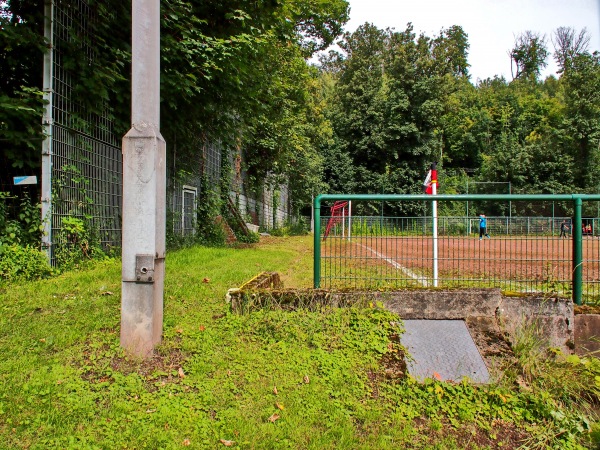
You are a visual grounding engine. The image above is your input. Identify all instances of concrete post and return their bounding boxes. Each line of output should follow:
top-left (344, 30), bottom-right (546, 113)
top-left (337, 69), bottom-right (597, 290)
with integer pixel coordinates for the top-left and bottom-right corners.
top-left (121, 0), bottom-right (165, 357)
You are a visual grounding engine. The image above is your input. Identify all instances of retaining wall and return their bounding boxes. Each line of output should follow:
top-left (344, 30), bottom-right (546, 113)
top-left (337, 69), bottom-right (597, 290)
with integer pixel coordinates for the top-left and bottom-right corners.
top-left (227, 272), bottom-right (599, 356)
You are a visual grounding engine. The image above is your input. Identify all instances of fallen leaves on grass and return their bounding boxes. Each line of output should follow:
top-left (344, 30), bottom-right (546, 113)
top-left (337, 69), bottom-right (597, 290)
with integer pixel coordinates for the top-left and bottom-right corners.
top-left (178, 367), bottom-right (185, 378)
top-left (220, 439), bottom-right (235, 446)
top-left (268, 413), bottom-right (280, 423)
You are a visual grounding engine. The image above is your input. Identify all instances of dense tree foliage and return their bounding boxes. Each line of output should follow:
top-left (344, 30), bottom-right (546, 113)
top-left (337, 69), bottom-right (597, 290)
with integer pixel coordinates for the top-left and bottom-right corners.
top-left (0, 0), bottom-right (46, 186)
top-left (0, 0), bottom-right (348, 214)
top-left (318, 23), bottom-right (600, 215)
top-left (2, 1), bottom-right (599, 221)
top-left (320, 23), bottom-right (470, 214)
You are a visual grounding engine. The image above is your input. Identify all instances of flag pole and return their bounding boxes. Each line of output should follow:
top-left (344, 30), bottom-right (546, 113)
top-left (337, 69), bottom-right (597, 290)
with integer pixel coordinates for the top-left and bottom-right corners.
top-left (431, 163), bottom-right (438, 287)
top-left (342, 205), bottom-right (345, 238)
top-left (423, 163), bottom-right (439, 287)
top-left (348, 201), bottom-right (352, 240)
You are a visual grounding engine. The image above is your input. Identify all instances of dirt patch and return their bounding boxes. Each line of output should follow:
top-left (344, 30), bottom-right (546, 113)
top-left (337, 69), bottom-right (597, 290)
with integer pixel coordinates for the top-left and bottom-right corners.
top-left (366, 333), bottom-right (406, 398)
top-left (79, 333), bottom-right (190, 390)
top-left (576, 304), bottom-right (600, 314)
top-left (380, 332), bottom-right (407, 379)
top-left (428, 420), bottom-right (529, 449)
top-left (321, 235), bottom-right (599, 287)
top-left (465, 316), bottom-right (517, 372)
top-left (255, 234), bottom-right (280, 246)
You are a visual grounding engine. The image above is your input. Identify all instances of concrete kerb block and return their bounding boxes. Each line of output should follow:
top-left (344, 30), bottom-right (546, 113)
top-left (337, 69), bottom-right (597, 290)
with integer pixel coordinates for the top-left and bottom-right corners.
top-left (574, 314), bottom-right (600, 356)
top-left (240, 272), bottom-right (283, 290)
top-left (226, 272), bottom-right (284, 312)
top-left (495, 296), bottom-right (574, 354)
top-left (382, 288), bottom-right (502, 320)
top-left (225, 273), bottom-right (578, 355)
top-left (226, 288), bottom-right (242, 305)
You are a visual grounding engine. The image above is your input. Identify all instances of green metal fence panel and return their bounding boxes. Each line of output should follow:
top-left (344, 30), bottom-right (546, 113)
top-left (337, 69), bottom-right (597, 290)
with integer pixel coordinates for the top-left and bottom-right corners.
top-left (314, 194), bottom-right (600, 305)
top-left (43, 0), bottom-right (122, 264)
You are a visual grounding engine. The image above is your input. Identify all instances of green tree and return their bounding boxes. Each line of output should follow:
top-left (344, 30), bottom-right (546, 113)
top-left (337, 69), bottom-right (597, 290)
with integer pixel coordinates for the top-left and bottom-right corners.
top-left (431, 25), bottom-right (470, 78)
top-left (1, 0), bottom-right (350, 225)
top-left (321, 23), bottom-right (470, 214)
top-left (157, 0), bottom-right (349, 212)
top-left (0, 0), bottom-right (46, 184)
top-left (439, 77), bottom-right (482, 168)
top-left (559, 51), bottom-right (600, 189)
top-left (510, 31), bottom-right (549, 81)
top-left (552, 26), bottom-right (591, 73)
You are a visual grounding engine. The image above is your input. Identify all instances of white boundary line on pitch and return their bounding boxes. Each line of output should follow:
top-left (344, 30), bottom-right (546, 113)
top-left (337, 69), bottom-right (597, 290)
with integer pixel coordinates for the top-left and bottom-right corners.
top-left (359, 243), bottom-right (430, 287)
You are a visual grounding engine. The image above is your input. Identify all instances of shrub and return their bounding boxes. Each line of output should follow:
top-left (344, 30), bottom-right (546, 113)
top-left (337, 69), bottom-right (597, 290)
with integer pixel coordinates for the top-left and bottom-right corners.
top-left (236, 230), bottom-right (260, 243)
top-left (270, 217), bottom-right (310, 237)
top-left (0, 193), bottom-right (43, 247)
top-left (445, 221), bottom-right (466, 236)
top-left (0, 244), bottom-right (53, 283)
top-left (198, 216), bottom-right (227, 246)
top-left (54, 217), bottom-right (106, 270)
top-left (193, 175), bottom-right (228, 247)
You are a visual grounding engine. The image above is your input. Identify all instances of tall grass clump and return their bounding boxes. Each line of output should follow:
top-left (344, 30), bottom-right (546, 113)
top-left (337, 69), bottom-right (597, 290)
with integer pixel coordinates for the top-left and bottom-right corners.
top-left (500, 321), bottom-right (600, 448)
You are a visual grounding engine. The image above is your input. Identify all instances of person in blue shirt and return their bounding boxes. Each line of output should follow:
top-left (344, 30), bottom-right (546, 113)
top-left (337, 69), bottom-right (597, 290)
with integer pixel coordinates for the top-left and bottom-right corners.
top-left (479, 214), bottom-right (491, 240)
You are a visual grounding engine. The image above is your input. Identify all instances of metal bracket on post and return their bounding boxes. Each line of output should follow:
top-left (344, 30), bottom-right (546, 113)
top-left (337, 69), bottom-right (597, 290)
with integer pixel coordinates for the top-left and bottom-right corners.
top-left (135, 254), bottom-right (155, 283)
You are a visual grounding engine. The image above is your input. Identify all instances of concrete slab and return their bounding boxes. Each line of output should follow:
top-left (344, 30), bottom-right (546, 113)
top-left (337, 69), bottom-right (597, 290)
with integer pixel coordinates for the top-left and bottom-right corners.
top-left (401, 320), bottom-right (490, 383)
top-left (574, 314), bottom-right (600, 356)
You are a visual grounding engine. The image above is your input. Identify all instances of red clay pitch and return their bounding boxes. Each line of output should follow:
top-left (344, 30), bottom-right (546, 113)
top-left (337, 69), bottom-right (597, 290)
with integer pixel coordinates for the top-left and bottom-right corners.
top-left (322, 235), bottom-right (599, 282)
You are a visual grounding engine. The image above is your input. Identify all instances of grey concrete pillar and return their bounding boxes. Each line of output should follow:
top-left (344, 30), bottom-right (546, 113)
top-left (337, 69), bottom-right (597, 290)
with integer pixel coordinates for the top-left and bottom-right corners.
top-left (121, 0), bottom-right (165, 357)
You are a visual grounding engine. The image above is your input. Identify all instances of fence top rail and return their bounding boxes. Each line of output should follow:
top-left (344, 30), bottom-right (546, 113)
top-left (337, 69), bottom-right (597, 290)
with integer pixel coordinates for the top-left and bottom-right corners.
top-left (315, 193), bottom-right (600, 207)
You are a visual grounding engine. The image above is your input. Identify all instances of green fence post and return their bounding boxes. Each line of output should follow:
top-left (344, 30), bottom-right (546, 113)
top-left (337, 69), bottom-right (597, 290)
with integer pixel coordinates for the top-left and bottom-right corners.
top-left (572, 196), bottom-right (583, 305)
top-left (314, 195), bottom-right (321, 288)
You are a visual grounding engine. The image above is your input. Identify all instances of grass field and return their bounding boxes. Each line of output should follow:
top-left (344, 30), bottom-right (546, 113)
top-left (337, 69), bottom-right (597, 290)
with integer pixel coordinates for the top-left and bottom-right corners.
top-left (1, 235), bottom-right (599, 449)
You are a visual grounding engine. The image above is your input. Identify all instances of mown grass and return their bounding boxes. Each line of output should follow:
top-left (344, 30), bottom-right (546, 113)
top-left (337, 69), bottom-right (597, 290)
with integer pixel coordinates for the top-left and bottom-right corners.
top-left (1, 235), bottom-right (599, 449)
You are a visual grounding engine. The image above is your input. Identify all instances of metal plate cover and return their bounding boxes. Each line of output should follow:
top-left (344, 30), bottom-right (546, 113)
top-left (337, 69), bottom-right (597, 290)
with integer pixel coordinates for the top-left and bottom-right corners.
top-left (135, 254), bottom-right (155, 283)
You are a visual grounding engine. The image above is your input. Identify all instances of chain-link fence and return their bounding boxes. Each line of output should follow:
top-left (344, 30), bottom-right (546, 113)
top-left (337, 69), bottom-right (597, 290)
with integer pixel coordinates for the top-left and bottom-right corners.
top-left (42, 0), bottom-right (122, 263)
top-left (41, 1), bottom-right (294, 262)
top-left (314, 194), bottom-right (600, 305)
top-left (352, 216), bottom-right (597, 238)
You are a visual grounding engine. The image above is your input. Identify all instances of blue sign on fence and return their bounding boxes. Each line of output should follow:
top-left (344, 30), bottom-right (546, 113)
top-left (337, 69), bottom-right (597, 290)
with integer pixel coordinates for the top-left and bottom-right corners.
top-left (13, 176), bottom-right (38, 185)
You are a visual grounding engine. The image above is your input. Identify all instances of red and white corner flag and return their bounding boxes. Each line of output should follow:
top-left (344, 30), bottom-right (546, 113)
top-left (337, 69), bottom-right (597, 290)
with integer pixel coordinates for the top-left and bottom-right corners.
top-left (423, 162), bottom-right (439, 287)
top-left (423, 162), bottom-right (437, 194)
